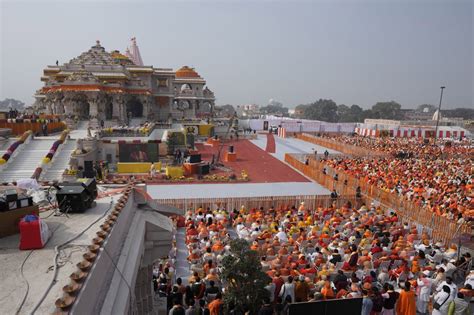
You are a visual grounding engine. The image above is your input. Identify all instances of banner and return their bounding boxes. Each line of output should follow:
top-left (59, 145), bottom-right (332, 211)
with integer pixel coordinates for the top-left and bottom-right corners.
top-left (119, 143), bottom-right (159, 162)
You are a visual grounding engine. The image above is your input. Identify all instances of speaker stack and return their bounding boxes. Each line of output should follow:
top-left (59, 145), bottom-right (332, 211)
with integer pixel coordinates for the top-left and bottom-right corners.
top-left (83, 160), bottom-right (95, 178)
top-left (56, 178), bottom-right (98, 213)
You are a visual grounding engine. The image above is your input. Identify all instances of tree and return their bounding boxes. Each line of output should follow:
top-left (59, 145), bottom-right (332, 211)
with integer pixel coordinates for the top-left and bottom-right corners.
top-left (215, 104), bottom-right (236, 117)
top-left (303, 99), bottom-right (339, 122)
top-left (442, 108), bottom-right (474, 120)
top-left (337, 104), bottom-right (350, 122)
top-left (221, 239), bottom-right (270, 314)
top-left (0, 98), bottom-right (25, 110)
top-left (260, 104), bottom-right (289, 117)
top-left (370, 101), bottom-right (403, 120)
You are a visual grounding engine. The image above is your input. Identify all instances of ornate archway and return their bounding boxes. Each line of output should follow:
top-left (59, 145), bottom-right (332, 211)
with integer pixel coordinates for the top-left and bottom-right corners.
top-left (71, 94), bottom-right (90, 119)
top-left (126, 98), bottom-right (143, 118)
top-left (105, 101), bottom-right (113, 120)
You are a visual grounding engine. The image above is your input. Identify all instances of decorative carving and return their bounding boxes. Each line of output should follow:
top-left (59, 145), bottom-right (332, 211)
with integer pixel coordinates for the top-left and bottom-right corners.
top-left (65, 70), bottom-right (100, 83)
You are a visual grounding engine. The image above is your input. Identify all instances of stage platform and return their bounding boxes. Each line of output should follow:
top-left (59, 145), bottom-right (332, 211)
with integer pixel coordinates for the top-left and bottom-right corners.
top-left (195, 139), bottom-right (309, 183)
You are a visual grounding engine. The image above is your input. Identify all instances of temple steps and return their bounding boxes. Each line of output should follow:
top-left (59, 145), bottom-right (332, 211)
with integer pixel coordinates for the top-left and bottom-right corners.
top-left (0, 139), bottom-right (56, 183)
top-left (40, 141), bottom-right (76, 182)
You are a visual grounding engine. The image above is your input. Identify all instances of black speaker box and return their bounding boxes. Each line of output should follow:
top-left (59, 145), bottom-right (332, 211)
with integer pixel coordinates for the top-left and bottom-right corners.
top-left (83, 170), bottom-right (96, 178)
top-left (200, 164), bottom-right (210, 175)
top-left (189, 154), bottom-right (201, 163)
top-left (16, 196), bottom-right (33, 208)
top-left (84, 160), bottom-right (94, 172)
top-left (57, 185), bottom-right (91, 213)
top-left (0, 199), bottom-right (7, 212)
top-left (62, 178), bottom-right (98, 199)
top-left (4, 189), bottom-right (18, 202)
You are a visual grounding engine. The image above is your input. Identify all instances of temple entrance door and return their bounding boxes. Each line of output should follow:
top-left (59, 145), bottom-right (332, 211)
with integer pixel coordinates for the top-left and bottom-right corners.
top-left (72, 96), bottom-right (90, 119)
top-left (105, 102), bottom-right (113, 120)
top-left (126, 99), bottom-right (143, 118)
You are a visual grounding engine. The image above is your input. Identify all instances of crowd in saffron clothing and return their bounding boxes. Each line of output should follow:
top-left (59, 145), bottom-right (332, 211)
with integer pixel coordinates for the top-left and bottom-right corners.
top-left (319, 135), bottom-right (472, 159)
top-left (157, 203), bottom-right (474, 315)
top-left (313, 136), bottom-right (473, 221)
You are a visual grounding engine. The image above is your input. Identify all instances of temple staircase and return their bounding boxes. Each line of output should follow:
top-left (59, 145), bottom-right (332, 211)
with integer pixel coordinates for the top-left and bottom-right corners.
top-left (40, 140), bottom-right (76, 182)
top-left (0, 139), bottom-right (55, 183)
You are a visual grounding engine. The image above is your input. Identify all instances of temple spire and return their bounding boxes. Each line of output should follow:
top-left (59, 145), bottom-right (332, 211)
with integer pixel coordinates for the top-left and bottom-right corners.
top-left (126, 37), bottom-right (144, 66)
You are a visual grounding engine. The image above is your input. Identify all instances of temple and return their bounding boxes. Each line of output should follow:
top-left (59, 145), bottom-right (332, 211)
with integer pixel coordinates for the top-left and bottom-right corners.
top-left (34, 39), bottom-right (215, 123)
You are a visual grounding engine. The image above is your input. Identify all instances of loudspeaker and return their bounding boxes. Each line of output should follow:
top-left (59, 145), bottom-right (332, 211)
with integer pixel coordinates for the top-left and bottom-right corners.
top-left (84, 161), bottom-right (93, 172)
top-left (16, 196), bottom-right (33, 208)
top-left (83, 160), bottom-right (95, 178)
top-left (57, 185), bottom-right (91, 213)
top-left (4, 189), bottom-right (18, 202)
top-left (189, 154), bottom-right (201, 163)
top-left (228, 145), bottom-right (234, 153)
top-left (57, 179), bottom-right (97, 213)
top-left (0, 199), bottom-right (7, 212)
top-left (81, 178), bottom-right (98, 199)
top-left (200, 164), bottom-right (210, 175)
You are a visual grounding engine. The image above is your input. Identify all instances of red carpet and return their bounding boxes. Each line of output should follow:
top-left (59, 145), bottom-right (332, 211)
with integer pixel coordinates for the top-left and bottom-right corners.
top-left (195, 139), bottom-right (308, 183)
top-left (265, 133), bottom-right (276, 153)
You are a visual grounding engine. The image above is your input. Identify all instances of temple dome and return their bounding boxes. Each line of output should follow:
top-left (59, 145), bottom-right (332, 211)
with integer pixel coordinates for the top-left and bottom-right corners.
top-left (175, 66), bottom-right (200, 78)
top-left (66, 40), bottom-right (129, 66)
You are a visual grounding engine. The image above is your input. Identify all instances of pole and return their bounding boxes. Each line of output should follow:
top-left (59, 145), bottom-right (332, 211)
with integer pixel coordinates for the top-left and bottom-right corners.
top-left (434, 86), bottom-right (445, 145)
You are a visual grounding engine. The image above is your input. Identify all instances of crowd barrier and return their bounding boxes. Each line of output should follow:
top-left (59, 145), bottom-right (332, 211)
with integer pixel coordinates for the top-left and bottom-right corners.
top-left (153, 194), bottom-right (359, 213)
top-left (285, 153), bottom-right (470, 246)
top-left (295, 133), bottom-right (388, 157)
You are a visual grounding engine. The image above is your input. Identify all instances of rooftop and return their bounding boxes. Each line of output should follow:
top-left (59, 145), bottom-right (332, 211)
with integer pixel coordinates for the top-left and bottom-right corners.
top-left (0, 194), bottom-right (119, 314)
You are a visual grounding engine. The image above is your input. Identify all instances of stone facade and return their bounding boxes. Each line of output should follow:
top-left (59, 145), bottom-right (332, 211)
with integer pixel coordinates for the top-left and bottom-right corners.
top-left (34, 41), bottom-right (215, 123)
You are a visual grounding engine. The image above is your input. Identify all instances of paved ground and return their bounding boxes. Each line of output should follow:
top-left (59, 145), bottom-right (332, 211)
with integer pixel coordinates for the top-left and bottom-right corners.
top-left (195, 138), bottom-right (309, 183)
top-left (251, 135), bottom-right (340, 161)
top-left (0, 196), bottom-right (118, 315)
top-left (147, 182), bottom-right (330, 199)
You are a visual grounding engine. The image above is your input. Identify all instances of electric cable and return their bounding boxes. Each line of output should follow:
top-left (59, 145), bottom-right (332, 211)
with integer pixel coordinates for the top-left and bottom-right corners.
top-left (29, 198), bottom-right (113, 314)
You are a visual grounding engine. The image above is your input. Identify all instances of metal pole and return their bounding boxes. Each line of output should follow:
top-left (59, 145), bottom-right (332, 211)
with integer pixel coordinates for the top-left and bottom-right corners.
top-left (434, 86), bottom-right (445, 145)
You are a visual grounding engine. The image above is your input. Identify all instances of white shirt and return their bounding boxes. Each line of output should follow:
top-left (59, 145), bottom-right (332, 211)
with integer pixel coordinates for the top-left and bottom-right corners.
top-left (436, 281), bottom-right (458, 300)
top-left (276, 231), bottom-right (288, 243)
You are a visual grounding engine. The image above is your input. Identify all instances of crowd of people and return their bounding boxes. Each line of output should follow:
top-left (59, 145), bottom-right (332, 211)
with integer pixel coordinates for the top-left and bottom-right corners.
top-left (157, 202), bottom-right (473, 314)
top-left (320, 135), bottom-right (472, 159)
top-left (313, 136), bottom-right (473, 221)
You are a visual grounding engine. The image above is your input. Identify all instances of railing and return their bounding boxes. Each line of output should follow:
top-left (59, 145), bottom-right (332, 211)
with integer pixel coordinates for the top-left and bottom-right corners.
top-left (98, 123), bottom-right (155, 138)
top-left (285, 153), bottom-right (471, 246)
top-left (153, 195), bottom-right (359, 213)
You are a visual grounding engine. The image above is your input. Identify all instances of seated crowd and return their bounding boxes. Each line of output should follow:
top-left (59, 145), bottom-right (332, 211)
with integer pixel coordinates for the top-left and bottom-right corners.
top-left (157, 202), bottom-right (473, 314)
top-left (320, 135), bottom-right (472, 159)
top-left (320, 153), bottom-right (473, 221)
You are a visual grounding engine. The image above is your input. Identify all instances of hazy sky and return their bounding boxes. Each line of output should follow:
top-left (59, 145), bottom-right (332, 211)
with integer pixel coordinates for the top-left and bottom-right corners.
top-left (1, 0), bottom-right (472, 108)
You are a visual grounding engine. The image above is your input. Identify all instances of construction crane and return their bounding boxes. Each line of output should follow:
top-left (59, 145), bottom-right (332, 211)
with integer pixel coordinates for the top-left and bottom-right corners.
top-left (213, 113), bottom-right (237, 167)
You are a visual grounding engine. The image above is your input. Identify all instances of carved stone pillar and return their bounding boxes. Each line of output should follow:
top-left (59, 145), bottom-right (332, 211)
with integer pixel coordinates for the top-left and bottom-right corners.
top-left (64, 100), bottom-right (73, 117)
top-left (89, 98), bottom-right (98, 118)
top-left (112, 95), bottom-right (124, 122)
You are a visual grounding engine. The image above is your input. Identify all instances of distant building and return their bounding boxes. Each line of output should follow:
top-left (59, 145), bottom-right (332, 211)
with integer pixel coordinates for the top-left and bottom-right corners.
top-left (34, 39), bottom-right (216, 123)
top-left (236, 104), bottom-right (260, 118)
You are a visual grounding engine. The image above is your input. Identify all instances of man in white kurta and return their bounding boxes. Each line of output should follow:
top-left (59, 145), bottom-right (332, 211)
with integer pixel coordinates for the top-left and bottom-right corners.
top-left (416, 271), bottom-right (433, 315)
